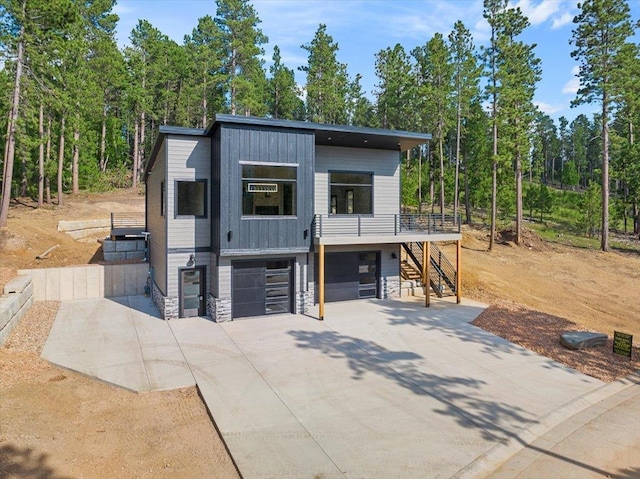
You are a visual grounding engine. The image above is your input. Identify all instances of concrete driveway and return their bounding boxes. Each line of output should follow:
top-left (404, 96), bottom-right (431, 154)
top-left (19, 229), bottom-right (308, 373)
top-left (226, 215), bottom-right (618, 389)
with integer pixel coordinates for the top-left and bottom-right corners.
top-left (43, 295), bottom-right (607, 478)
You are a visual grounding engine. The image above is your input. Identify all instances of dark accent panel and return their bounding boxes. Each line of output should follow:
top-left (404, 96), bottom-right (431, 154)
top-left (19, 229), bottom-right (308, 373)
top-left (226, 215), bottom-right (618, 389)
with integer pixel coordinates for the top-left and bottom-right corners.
top-left (212, 129), bottom-right (221, 253)
top-left (218, 124), bottom-right (314, 254)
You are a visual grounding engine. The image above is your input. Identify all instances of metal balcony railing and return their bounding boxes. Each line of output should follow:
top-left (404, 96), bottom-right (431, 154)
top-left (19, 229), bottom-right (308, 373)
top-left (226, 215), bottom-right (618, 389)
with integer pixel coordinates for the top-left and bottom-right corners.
top-left (312, 214), bottom-right (461, 238)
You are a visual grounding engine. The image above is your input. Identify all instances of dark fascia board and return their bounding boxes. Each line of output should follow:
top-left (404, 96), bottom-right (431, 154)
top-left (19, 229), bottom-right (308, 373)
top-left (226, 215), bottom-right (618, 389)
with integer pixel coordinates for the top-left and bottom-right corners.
top-left (143, 126), bottom-right (206, 181)
top-left (205, 114), bottom-right (432, 151)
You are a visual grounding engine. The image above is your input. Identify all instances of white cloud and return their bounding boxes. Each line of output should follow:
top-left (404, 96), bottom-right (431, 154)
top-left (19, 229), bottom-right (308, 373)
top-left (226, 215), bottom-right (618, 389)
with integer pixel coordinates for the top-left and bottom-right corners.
top-left (562, 65), bottom-right (580, 94)
top-left (510, 0), bottom-right (577, 29)
top-left (551, 12), bottom-right (573, 29)
top-left (511, 0), bottom-right (559, 25)
top-left (535, 100), bottom-right (565, 114)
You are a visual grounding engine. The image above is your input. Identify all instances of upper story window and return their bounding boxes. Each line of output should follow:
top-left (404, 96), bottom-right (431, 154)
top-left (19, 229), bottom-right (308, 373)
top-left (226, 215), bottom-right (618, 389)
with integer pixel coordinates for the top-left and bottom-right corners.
top-left (330, 172), bottom-right (373, 215)
top-left (242, 164), bottom-right (297, 216)
top-left (176, 180), bottom-right (207, 217)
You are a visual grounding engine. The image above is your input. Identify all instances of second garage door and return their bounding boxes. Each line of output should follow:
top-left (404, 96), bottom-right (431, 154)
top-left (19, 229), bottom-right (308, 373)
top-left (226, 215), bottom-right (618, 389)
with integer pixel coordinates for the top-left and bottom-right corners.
top-left (318, 252), bottom-right (379, 303)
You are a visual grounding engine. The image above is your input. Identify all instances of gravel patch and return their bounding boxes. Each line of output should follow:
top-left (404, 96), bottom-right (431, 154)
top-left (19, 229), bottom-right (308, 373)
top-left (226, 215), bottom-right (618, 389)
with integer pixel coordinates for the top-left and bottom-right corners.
top-left (472, 300), bottom-right (640, 382)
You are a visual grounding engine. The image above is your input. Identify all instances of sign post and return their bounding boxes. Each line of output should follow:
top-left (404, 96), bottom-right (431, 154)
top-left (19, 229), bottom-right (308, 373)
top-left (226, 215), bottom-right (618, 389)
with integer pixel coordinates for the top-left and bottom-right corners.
top-left (612, 331), bottom-right (633, 360)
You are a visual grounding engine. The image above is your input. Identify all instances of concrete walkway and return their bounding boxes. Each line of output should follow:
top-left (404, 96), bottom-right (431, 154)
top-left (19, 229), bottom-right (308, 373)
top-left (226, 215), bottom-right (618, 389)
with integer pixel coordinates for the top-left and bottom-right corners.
top-left (42, 296), bottom-right (195, 392)
top-left (42, 295), bottom-right (638, 478)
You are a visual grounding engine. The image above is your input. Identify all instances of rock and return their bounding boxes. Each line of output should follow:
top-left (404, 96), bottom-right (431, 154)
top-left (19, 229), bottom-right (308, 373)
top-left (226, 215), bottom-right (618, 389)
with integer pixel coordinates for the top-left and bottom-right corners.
top-left (560, 331), bottom-right (608, 350)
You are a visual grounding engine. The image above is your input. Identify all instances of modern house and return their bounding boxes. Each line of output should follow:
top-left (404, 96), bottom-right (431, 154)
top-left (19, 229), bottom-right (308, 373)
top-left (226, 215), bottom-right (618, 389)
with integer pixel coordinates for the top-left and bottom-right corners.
top-left (144, 114), bottom-right (461, 321)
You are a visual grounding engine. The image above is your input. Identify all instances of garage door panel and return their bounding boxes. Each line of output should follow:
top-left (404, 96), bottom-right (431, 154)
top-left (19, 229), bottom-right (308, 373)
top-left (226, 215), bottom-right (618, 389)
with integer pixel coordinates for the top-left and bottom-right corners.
top-left (232, 260), bottom-right (293, 319)
top-left (320, 252), bottom-right (380, 303)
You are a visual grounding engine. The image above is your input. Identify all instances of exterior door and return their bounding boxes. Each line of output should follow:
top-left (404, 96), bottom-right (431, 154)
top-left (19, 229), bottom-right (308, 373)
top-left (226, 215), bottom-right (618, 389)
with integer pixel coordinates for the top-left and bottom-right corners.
top-left (180, 266), bottom-right (206, 317)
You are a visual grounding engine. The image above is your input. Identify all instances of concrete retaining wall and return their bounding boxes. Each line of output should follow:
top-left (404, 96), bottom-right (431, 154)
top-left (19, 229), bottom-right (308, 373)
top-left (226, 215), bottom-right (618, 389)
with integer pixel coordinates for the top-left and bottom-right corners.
top-left (0, 274), bottom-right (34, 346)
top-left (19, 264), bottom-right (149, 301)
top-left (58, 219), bottom-right (110, 239)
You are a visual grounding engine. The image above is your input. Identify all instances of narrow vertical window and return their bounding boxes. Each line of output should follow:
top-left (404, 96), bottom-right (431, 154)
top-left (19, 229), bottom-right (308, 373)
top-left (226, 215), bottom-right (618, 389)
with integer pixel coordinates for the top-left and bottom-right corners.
top-left (160, 181), bottom-right (165, 217)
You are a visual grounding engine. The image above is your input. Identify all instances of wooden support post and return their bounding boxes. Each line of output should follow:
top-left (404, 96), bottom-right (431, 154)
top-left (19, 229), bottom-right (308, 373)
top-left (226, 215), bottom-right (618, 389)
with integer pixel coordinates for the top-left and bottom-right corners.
top-left (423, 241), bottom-right (430, 307)
top-left (456, 239), bottom-right (462, 304)
top-left (319, 243), bottom-right (325, 320)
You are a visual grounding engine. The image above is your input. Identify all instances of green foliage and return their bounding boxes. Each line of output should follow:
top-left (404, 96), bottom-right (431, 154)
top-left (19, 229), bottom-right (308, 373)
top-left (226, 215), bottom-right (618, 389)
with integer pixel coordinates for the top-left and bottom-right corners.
top-left (300, 24), bottom-right (349, 124)
top-left (374, 44), bottom-right (414, 130)
top-left (267, 45), bottom-right (304, 120)
top-left (579, 181), bottom-right (602, 237)
top-left (562, 160), bottom-right (580, 187)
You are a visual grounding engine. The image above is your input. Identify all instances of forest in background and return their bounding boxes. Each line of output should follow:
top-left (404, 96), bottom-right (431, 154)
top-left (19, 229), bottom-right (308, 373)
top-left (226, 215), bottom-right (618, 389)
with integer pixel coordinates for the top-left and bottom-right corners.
top-left (0, 0), bottom-right (639, 251)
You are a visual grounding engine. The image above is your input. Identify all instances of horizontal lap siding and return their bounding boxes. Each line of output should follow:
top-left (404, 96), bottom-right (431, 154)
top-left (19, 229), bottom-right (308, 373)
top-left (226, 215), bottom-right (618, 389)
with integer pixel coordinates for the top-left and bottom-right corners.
top-left (314, 146), bottom-right (400, 216)
top-left (166, 136), bottom-right (211, 249)
top-left (147, 141), bottom-right (167, 294)
top-left (219, 125), bottom-right (314, 253)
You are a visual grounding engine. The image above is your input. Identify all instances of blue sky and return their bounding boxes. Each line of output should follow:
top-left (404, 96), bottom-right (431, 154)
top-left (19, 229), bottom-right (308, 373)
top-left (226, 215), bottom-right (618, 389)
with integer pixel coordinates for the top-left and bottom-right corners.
top-left (114, 0), bottom-right (640, 124)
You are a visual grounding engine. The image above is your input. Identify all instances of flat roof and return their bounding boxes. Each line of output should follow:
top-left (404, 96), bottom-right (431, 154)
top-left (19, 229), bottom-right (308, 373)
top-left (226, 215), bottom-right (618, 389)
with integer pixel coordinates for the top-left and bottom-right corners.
top-left (145, 116), bottom-right (432, 180)
top-left (208, 114), bottom-right (432, 151)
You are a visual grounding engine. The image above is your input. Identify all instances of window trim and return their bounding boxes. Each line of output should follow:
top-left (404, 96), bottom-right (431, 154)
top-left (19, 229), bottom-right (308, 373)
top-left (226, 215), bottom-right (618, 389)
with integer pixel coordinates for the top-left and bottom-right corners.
top-left (241, 162), bottom-right (298, 217)
top-left (328, 170), bottom-right (374, 216)
top-left (174, 179), bottom-right (208, 219)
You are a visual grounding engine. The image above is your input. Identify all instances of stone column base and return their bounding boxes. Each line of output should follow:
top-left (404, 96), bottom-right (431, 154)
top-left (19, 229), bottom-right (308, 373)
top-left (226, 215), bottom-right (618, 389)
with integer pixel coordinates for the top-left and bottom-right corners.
top-left (207, 294), bottom-right (232, 322)
top-left (151, 281), bottom-right (179, 319)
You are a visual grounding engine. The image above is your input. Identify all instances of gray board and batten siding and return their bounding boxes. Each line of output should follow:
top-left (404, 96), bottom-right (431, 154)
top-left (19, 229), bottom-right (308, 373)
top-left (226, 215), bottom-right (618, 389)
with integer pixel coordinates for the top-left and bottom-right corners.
top-left (214, 122), bottom-right (315, 256)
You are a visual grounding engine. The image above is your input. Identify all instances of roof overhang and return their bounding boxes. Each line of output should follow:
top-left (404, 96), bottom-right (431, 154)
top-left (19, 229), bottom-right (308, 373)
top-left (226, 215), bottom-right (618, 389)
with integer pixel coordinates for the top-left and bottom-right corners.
top-left (208, 114), bottom-right (431, 151)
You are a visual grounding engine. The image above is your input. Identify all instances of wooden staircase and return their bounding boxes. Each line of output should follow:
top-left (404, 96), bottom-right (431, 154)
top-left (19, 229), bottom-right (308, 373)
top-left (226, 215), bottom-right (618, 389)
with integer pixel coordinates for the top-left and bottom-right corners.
top-left (400, 242), bottom-right (457, 298)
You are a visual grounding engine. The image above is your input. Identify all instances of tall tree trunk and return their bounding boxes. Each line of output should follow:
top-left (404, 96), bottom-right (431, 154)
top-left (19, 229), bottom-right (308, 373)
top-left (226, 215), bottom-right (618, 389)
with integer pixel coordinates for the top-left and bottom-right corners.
top-left (464, 154), bottom-right (471, 224)
top-left (454, 97), bottom-right (461, 220)
top-left (601, 94), bottom-right (609, 252)
top-left (515, 150), bottom-right (523, 245)
top-left (202, 74), bottom-right (208, 127)
top-left (38, 104), bottom-right (44, 207)
top-left (490, 117), bottom-right (498, 251)
top-left (231, 47), bottom-right (237, 115)
top-left (132, 117), bottom-right (139, 189)
top-left (0, 15), bottom-right (25, 228)
top-left (57, 116), bottom-right (66, 206)
top-left (72, 118), bottom-right (80, 195)
top-left (46, 115), bottom-right (52, 204)
top-left (418, 146), bottom-right (422, 214)
top-left (488, 19), bottom-right (497, 251)
top-left (139, 111), bottom-right (145, 185)
top-left (20, 122), bottom-right (27, 197)
top-left (439, 135), bottom-right (445, 217)
top-left (100, 103), bottom-right (107, 171)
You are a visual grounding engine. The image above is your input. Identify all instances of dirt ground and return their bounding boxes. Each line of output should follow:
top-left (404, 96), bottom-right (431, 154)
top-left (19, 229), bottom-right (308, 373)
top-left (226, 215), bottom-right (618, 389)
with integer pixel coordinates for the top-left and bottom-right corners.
top-left (1, 191), bottom-right (639, 477)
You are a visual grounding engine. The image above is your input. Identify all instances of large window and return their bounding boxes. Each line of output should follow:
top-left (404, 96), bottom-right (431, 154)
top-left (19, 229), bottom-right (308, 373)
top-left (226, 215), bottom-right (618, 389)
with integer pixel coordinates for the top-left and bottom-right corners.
top-left (242, 164), bottom-right (297, 216)
top-left (330, 172), bottom-right (373, 215)
top-left (176, 180), bottom-right (207, 217)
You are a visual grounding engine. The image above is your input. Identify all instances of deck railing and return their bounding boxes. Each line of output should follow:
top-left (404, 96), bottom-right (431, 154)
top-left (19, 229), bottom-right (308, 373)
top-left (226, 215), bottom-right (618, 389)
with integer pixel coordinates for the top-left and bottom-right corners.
top-left (312, 214), bottom-right (460, 238)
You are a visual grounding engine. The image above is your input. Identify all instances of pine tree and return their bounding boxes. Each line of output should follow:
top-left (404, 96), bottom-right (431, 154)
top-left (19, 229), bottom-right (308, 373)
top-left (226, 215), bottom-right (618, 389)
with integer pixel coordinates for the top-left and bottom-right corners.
top-left (482, 0), bottom-right (508, 250)
top-left (571, 0), bottom-right (636, 251)
top-left (267, 46), bottom-right (303, 120)
top-left (374, 44), bottom-right (414, 130)
top-left (495, 7), bottom-right (541, 244)
top-left (300, 24), bottom-right (349, 124)
top-left (215, 0), bottom-right (268, 116)
top-left (184, 15), bottom-right (224, 127)
top-left (448, 21), bottom-right (482, 221)
top-left (413, 33), bottom-right (454, 215)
